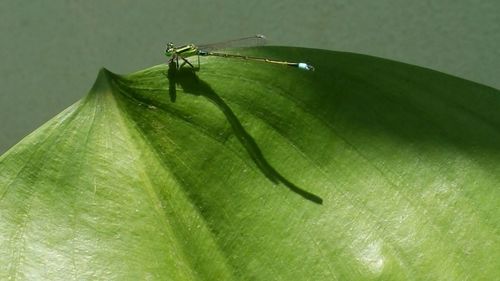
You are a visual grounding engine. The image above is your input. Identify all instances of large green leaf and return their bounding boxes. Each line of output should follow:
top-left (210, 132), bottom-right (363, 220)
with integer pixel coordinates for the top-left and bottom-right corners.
top-left (1, 47), bottom-right (499, 280)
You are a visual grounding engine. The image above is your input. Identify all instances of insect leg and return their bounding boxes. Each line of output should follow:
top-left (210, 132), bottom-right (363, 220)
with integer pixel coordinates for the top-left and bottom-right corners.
top-left (180, 57), bottom-right (194, 68)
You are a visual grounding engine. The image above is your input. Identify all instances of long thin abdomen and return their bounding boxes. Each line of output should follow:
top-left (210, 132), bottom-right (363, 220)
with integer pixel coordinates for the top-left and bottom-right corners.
top-left (200, 51), bottom-right (314, 71)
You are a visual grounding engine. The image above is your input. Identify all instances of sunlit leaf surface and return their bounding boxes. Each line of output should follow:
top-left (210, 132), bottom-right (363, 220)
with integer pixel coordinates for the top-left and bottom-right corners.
top-left (1, 47), bottom-right (499, 280)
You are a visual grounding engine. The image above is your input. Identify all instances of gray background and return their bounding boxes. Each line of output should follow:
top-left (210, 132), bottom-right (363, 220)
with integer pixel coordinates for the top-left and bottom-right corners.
top-left (1, 1), bottom-right (499, 154)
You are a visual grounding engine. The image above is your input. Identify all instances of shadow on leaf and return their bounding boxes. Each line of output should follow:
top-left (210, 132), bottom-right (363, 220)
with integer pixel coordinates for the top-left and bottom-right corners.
top-left (167, 62), bottom-right (323, 204)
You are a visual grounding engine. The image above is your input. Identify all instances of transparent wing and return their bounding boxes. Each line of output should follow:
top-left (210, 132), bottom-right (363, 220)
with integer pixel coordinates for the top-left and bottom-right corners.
top-left (197, 34), bottom-right (267, 52)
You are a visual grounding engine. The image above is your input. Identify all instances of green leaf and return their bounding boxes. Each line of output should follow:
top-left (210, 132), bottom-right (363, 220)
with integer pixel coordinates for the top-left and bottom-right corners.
top-left (1, 47), bottom-right (499, 280)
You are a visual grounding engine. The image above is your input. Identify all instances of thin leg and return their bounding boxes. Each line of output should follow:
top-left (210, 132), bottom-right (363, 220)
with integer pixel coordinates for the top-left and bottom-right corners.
top-left (181, 57), bottom-right (194, 68)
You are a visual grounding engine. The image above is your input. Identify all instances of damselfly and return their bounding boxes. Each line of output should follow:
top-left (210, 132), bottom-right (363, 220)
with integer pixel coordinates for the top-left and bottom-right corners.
top-left (164, 34), bottom-right (314, 71)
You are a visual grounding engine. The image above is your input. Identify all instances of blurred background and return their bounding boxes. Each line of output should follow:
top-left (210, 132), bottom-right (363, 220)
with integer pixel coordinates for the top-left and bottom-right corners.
top-left (1, 0), bottom-right (499, 154)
